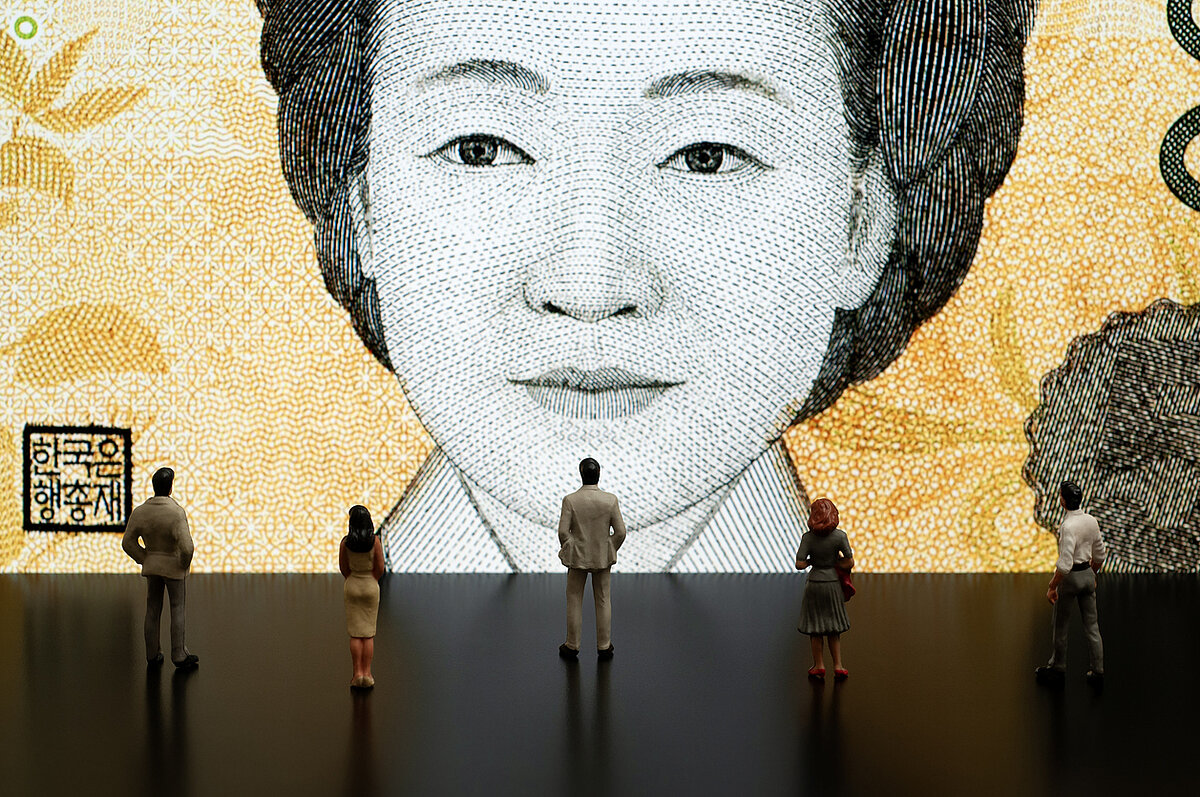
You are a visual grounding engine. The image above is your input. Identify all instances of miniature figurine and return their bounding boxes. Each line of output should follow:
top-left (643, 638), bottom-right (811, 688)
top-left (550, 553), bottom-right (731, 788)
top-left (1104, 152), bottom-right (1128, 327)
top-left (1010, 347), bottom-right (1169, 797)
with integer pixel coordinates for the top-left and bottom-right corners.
top-left (558, 458), bottom-right (627, 660)
top-left (340, 505), bottom-right (385, 689)
top-left (1035, 481), bottom-right (1106, 688)
top-left (795, 498), bottom-right (854, 681)
top-left (121, 467), bottom-right (198, 670)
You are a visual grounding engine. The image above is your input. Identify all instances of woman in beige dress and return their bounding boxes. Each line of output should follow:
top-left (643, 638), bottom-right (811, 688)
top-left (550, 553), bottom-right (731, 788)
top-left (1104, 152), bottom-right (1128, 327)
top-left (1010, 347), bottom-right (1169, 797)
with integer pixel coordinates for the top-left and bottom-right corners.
top-left (339, 505), bottom-right (384, 688)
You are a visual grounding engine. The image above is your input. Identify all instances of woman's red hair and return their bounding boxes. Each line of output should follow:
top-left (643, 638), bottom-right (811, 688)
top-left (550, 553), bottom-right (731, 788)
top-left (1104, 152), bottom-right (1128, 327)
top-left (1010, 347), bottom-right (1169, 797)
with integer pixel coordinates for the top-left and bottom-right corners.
top-left (807, 499), bottom-right (839, 535)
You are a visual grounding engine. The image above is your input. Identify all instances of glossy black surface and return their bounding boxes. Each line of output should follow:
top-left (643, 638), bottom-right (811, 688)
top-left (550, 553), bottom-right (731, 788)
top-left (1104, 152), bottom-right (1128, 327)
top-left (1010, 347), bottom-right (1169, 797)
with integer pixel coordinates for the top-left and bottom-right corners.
top-left (0, 573), bottom-right (1195, 795)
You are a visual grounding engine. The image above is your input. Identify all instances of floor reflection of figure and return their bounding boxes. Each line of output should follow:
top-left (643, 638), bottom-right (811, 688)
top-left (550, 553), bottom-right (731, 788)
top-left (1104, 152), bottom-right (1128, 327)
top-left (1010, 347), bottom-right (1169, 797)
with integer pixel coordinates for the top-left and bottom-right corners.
top-left (562, 659), bottom-right (613, 796)
top-left (1033, 673), bottom-right (1069, 785)
top-left (564, 658), bottom-right (582, 788)
top-left (344, 690), bottom-right (378, 797)
top-left (144, 666), bottom-right (164, 788)
top-left (800, 675), bottom-right (846, 796)
top-left (144, 664), bottom-right (195, 797)
top-left (594, 659), bottom-right (612, 795)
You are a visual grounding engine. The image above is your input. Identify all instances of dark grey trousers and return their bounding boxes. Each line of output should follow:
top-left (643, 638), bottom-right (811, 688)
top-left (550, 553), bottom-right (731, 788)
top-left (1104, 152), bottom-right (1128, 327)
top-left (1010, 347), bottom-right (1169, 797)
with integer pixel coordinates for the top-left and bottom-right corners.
top-left (145, 576), bottom-right (188, 662)
top-left (1048, 568), bottom-right (1103, 673)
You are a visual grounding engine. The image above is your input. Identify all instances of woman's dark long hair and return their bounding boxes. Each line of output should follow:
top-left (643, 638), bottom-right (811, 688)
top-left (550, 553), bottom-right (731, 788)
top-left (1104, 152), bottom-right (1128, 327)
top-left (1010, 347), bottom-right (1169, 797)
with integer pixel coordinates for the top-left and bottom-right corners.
top-left (346, 504), bottom-right (376, 553)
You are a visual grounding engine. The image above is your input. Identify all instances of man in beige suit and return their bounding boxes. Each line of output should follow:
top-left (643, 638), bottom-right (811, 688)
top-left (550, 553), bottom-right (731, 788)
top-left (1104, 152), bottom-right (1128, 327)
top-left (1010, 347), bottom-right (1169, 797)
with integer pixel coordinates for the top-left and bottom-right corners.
top-left (122, 467), bottom-right (198, 670)
top-left (558, 458), bottom-right (626, 660)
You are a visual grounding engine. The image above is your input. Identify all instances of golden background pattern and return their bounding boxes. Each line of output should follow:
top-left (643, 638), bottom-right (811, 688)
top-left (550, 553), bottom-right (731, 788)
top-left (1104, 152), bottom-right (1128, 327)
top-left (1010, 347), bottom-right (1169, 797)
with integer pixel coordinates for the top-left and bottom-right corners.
top-left (0, 0), bottom-right (1195, 572)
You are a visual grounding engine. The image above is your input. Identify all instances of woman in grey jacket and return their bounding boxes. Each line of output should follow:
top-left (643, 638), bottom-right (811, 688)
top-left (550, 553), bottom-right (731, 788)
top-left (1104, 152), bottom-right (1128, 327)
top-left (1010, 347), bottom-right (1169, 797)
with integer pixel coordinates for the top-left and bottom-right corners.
top-left (795, 498), bottom-right (854, 680)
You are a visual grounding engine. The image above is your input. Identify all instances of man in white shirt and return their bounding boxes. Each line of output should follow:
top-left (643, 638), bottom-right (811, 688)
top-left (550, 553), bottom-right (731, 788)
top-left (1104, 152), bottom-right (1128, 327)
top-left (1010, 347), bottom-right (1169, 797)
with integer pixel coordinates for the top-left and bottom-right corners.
top-left (1036, 480), bottom-right (1106, 688)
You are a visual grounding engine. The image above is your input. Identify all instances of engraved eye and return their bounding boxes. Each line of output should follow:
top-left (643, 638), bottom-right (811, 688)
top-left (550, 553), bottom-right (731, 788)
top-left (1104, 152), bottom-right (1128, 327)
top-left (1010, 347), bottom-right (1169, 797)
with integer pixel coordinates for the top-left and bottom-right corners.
top-left (659, 142), bottom-right (761, 174)
top-left (432, 135), bottom-right (533, 167)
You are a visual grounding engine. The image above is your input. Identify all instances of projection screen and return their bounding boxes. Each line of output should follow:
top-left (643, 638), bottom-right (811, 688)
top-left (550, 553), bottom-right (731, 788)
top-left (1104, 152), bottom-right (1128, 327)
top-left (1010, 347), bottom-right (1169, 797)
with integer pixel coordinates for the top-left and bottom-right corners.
top-left (2, 0), bottom-right (1199, 573)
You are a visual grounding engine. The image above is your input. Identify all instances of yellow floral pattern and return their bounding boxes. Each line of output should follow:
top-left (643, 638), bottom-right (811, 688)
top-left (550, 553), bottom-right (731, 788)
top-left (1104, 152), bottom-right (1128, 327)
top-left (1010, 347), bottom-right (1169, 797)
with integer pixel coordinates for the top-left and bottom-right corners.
top-left (1, 27), bottom-right (144, 219)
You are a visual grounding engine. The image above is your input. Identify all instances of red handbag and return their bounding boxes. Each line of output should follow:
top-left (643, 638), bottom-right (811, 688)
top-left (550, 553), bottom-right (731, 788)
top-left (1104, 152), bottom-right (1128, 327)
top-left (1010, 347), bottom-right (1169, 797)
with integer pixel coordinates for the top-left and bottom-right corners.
top-left (838, 568), bottom-right (855, 602)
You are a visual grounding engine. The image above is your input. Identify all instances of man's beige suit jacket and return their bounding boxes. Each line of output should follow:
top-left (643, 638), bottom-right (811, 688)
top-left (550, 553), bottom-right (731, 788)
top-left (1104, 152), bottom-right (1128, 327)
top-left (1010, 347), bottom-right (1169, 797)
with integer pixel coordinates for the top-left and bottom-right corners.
top-left (121, 495), bottom-right (194, 579)
top-left (557, 484), bottom-right (627, 570)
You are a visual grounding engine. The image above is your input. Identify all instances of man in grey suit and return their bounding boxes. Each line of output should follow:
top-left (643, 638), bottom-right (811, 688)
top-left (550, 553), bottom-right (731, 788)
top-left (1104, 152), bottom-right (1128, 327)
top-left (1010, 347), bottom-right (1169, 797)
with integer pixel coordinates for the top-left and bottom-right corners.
top-left (558, 458), bottom-right (626, 660)
top-left (122, 467), bottom-right (199, 670)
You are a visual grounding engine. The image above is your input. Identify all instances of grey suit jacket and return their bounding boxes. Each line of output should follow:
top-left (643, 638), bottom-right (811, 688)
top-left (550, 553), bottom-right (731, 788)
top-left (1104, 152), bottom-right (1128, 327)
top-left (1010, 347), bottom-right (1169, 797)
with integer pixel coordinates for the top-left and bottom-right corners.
top-left (557, 485), bottom-right (626, 570)
top-left (121, 496), bottom-right (194, 579)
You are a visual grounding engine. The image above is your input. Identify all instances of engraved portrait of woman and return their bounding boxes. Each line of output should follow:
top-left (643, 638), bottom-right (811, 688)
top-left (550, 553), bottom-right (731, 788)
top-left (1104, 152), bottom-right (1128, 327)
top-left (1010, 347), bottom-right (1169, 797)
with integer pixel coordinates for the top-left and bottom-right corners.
top-left (258, 0), bottom-right (1036, 571)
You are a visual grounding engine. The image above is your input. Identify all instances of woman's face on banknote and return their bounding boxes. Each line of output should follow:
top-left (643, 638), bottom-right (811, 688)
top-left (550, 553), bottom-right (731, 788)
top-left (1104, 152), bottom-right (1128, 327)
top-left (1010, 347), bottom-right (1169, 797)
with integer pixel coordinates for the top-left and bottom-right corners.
top-left (362, 0), bottom-right (893, 527)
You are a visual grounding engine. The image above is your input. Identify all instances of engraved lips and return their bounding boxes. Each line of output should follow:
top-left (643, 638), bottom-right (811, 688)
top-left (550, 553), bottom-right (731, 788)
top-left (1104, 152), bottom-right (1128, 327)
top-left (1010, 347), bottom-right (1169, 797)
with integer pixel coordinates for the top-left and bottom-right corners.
top-left (510, 366), bottom-right (682, 419)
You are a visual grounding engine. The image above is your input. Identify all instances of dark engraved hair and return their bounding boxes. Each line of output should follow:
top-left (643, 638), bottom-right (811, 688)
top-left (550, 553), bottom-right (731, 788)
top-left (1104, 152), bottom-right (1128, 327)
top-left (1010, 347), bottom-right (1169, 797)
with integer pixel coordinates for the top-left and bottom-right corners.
top-left (258, 0), bottom-right (1035, 421)
top-left (1059, 481), bottom-right (1083, 512)
top-left (807, 497), bottom-right (840, 534)
top-left (152, 467), bottom-right (174, 497)
top-left (579, 457), bottom-right (601, 485)
top-left (346, 504), bottom-right (376, 553)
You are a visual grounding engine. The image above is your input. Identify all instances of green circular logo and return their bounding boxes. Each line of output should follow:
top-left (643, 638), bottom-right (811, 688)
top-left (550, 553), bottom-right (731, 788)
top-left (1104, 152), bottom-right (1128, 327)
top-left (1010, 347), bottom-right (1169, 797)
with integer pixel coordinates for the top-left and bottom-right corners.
top-left (13, 15), bottom-right (38, 40)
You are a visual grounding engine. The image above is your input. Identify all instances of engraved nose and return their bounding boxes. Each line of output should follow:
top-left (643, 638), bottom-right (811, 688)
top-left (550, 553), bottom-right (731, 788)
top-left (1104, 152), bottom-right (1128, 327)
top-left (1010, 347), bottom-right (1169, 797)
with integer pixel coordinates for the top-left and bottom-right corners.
top-left (524, 167), bottom-right (662, 322)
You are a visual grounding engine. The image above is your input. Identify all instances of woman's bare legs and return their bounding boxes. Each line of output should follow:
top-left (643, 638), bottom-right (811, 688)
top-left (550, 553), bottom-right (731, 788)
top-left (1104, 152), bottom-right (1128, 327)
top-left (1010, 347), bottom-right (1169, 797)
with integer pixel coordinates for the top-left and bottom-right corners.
top-left (363, 637), bottom-right (375, 683)
top-left (349, 637), bottom-right (365, 680)
top-left (828, 634), bottom-right (846, 673)
top-left (809, 635), bottom-right (825, 671)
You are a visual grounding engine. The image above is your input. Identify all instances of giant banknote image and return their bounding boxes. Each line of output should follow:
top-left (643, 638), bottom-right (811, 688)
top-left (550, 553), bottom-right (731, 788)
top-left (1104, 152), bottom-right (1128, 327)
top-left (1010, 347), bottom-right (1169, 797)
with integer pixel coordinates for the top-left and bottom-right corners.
top-left (2, 0), bottom-right (1199, 572)
top-left (261, 0), bottom-right (1035, 571)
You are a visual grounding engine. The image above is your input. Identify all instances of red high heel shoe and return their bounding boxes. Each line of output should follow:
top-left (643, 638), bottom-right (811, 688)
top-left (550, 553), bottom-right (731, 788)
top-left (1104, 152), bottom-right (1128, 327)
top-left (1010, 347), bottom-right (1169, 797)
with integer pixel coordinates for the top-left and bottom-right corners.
top-left (808, 667), bottom-right (825, 680)
top-left (834, 668), bottom-right (849, 681)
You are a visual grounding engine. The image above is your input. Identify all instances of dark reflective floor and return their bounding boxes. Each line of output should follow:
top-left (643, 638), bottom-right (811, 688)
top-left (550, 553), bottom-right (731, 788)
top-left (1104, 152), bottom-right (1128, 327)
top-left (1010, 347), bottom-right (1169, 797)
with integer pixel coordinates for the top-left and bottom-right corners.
top-left (0, 573), bottom-right (1195, 796)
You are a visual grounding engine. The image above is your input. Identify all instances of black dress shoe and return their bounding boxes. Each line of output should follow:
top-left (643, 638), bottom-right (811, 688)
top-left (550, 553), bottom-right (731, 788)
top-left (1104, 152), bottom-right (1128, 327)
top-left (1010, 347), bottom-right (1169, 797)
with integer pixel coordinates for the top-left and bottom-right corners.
top-left (172, 653), bottom-right (199, 670)
top-left (597, 644), bottom-right (614, 660)
top-left (147, 653), bottom-right (164, 666)
top-left (1035, 666), bottom-right (1064, 686)
top-left (559, 644), bottom-right (579, 659)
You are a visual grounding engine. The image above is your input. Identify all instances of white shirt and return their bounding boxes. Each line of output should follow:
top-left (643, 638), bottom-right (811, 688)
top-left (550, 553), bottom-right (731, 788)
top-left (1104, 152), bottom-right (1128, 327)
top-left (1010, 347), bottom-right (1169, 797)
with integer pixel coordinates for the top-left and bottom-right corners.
top-left (1056, 508), bottom-right (1106, 574)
